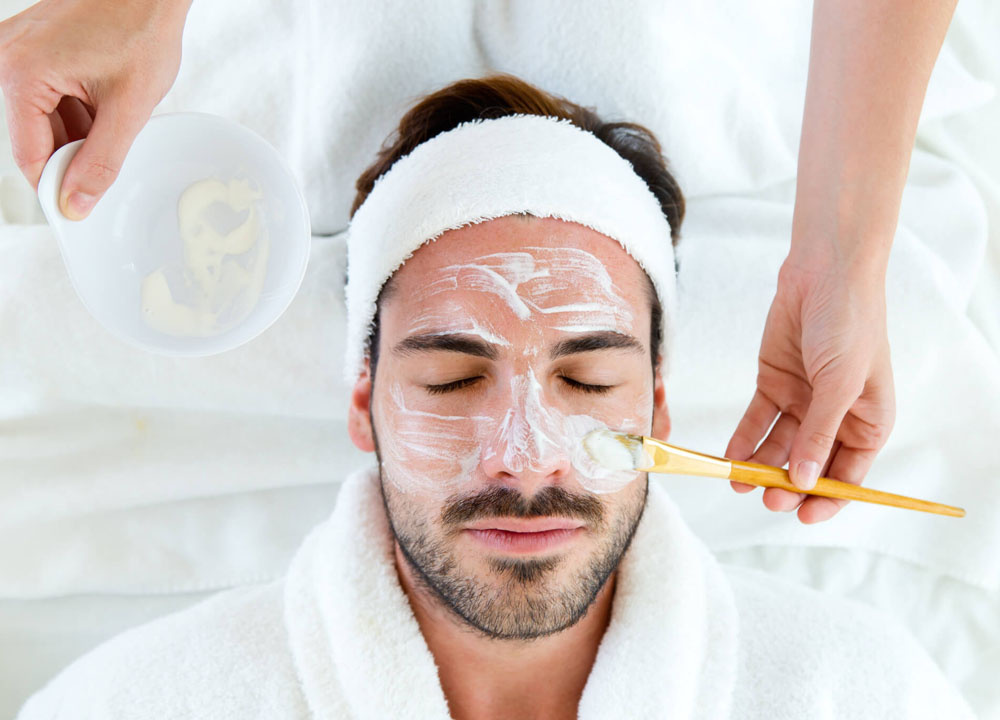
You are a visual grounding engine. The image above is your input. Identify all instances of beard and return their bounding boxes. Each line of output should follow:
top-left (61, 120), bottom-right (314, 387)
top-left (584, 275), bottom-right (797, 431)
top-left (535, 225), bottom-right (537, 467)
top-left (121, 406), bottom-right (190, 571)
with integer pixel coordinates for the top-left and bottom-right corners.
top-left (374, 430), bottom-right (648, 641)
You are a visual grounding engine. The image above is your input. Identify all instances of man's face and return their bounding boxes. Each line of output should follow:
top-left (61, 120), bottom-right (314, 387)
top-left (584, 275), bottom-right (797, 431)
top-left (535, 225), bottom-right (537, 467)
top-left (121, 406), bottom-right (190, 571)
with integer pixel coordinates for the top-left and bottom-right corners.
top-left (349, 215), bottom-right (670, 641)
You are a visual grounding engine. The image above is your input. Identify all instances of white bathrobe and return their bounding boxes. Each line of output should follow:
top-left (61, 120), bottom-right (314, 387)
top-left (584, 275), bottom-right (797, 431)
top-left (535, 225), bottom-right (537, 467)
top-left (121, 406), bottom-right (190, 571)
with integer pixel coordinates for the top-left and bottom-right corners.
top-left (17, 466), bottom-right (974, 720)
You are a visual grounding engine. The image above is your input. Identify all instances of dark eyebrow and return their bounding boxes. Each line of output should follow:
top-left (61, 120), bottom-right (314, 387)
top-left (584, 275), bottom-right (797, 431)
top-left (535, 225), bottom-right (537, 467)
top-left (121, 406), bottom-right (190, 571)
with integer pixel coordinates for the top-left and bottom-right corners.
top-left (392, 333), bottom-right (500, 360)
top-left (392, 330), bottom-right (644, 362)
top-left (549, 331), bottom-right (645, 360)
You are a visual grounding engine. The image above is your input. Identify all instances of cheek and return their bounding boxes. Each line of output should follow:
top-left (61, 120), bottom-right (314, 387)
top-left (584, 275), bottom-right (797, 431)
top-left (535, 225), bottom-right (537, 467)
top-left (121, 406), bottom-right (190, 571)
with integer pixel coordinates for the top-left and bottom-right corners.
top-left (373, 381), bottom-right (489, 496)
top-left (580, 383), bottom-right (654, 433)
top-left (561, 380), bottom-right (655, 495)
top-left (381, 477), bottom-right (437, 537)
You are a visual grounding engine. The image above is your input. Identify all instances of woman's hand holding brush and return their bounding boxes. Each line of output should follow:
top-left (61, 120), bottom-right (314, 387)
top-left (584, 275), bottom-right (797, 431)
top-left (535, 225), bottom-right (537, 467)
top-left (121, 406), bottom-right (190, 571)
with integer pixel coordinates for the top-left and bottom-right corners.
top-left (725, 258), bottom-right (897, 524)
top-left (732, 0), bottom-right (958, 524)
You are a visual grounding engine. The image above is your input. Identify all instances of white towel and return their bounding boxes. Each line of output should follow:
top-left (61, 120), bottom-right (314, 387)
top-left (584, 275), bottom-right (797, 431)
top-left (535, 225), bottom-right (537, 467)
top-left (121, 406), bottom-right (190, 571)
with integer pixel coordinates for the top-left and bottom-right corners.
top-left (17, 466), bottom-right (975, 719)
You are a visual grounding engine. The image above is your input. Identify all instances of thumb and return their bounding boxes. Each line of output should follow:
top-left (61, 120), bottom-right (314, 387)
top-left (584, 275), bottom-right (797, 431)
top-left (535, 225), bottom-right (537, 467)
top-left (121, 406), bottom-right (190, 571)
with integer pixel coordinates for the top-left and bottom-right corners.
top-left (788, 388), bottom-right (852, 491)
top-left (58, 92), bottom-right (151, 221)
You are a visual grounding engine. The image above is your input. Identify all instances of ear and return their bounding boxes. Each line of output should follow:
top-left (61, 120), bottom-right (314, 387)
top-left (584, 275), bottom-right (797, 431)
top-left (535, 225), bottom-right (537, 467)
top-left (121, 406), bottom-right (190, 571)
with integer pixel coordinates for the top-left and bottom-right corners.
top-left (348, 360), bottom-right (376, 453)
top-left (650, 367), bottom-right (671, 440)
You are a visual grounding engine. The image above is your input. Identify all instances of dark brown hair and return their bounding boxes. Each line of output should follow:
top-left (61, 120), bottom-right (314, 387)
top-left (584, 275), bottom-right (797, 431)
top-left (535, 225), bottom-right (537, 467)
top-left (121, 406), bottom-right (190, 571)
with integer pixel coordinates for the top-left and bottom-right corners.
top-left (351, 73), bottom-right (685, 381)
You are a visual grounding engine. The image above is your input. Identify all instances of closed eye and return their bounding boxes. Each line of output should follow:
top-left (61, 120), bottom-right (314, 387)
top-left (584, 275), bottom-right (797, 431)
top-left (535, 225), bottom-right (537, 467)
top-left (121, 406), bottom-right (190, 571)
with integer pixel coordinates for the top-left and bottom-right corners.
top-left (424, 376), bottom-right (614, 395)
top-left (560, 376), bottom-right (614, 394)
top-left (425, 377), bottom-right (482, 395)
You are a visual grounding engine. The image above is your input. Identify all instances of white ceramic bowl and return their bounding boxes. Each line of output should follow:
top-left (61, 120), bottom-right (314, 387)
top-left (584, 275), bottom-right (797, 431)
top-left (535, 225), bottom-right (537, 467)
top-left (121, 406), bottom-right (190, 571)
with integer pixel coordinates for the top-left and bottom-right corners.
top-left (36, 111), bottom-right (311, 357)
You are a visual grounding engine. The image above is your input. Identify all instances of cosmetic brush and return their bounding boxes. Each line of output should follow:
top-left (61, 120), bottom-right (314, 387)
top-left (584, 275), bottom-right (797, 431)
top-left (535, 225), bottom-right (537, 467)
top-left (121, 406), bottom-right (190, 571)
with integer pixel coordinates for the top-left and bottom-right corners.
top-left (582, 429), bottom-right (965, 518)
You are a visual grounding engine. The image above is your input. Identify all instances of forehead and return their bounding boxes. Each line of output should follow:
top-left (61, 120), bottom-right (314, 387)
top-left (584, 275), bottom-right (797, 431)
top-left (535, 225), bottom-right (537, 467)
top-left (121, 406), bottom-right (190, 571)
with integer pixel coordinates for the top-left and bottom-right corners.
top-left (385, 215), bottom-right (649, 305)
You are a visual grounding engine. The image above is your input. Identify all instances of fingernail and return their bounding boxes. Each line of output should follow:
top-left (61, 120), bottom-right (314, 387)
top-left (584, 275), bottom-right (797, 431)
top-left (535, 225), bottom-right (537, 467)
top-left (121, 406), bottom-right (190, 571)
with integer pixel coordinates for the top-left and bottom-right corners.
top-left (61, 191), bottom-right (96, 221)
top-left (794, 460), bottom-right (820, 491)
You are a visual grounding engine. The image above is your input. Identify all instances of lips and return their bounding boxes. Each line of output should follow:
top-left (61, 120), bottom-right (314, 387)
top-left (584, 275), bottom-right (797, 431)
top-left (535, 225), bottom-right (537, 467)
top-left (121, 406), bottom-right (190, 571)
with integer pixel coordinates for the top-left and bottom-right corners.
top-left (465, 527), bottom-right (584, 554)
top-left (464, 518), bottom-right (585, 533)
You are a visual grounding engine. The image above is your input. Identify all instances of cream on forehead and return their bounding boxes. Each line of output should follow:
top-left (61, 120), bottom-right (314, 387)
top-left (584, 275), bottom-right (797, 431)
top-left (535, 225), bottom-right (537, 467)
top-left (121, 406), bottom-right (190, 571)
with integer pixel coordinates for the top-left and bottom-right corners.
top-left (406, 246), bottom-right (634, 338)
top-left (406, 304), bottom-right (511, 347)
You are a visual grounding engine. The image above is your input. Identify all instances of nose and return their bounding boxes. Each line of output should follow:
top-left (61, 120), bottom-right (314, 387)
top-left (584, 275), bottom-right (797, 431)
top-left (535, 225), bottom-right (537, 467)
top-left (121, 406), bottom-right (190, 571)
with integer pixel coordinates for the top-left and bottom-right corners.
top-left (479, 371), bottom-right (572, 495)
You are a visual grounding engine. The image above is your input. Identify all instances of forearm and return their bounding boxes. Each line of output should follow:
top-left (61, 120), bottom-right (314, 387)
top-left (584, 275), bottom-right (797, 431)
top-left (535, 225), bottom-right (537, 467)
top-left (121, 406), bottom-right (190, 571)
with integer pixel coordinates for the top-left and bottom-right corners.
top-left (788, 0), bottom-right (958, 276)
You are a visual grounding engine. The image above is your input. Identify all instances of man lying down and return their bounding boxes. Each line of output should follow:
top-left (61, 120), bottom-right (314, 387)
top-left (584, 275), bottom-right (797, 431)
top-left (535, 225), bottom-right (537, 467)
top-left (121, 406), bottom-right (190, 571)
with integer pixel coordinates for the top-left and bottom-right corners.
top-left (19, 75), bottom-right (973, 720)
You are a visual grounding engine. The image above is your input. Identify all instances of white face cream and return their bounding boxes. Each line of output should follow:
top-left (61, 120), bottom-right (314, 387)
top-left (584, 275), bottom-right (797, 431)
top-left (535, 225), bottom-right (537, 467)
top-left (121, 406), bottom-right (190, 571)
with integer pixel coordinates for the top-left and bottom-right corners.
top-left (374, 244), bottom-right (654, 497)
top-left (581, 428), bottom-right (647, 471)
top-left (140, 177), bottom-right (269, 337)
top-left (419, 248), bottom-right (634, 333)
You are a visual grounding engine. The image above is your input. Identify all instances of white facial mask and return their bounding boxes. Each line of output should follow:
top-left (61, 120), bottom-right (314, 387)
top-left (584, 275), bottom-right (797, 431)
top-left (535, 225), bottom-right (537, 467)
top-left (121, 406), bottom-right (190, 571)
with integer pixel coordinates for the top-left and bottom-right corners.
top-left (407, 302), bottom-right (512, 347)
top-left (374, 245), bottom-right (654, 496)
top-left (420, 248), bottom-right (633, 333)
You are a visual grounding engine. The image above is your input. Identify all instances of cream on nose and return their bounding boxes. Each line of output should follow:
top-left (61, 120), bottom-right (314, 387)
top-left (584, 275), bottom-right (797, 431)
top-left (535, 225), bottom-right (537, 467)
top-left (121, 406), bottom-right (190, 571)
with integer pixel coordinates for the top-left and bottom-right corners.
top-left (480, 370), bottom-right (571, 487)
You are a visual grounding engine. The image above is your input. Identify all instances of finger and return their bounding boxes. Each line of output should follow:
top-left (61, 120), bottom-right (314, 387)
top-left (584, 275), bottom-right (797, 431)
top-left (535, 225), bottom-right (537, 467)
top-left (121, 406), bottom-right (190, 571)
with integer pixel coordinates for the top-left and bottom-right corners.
top-left (746, 412), bottom-right (802, 508)
top-left (798, 442), bottom-right (876, 524)
top-left (763, 434), bottom-right (833, 513)
top-left (4, 94), bottom-right (55, 190)
top-left (762, 485), bottom-right (805, 512)
top-left (48, 109), bottom-right (69, 150)
top-left (727, 390), bottom-right (780, 493)
top-left (798, 494), bottom-right (847, 523)
top-left (787, 385), bottom-right (855, 492)
top-left (779, 440), bottom-right (840, 521)
top-left (55, 96), bottom-right (94, 142)
top-left (749, 412), bottom-right (799, 468)
top-left (795, 440), bottom-right (843, 522)
top-left (823, 442), bottom-right (878, 487)
top-left (727, 390), bottom-right (779, 493)
top-left (730, 403), bottom-right (799, 495)
top-left (59, 90), bottom-right (152, 221)
top-left (821, 439), bottom-right (842, 478)
top-left (732, 411), bottom-right (797, 495)
top-left (726, 388), bottom-right (779, 462)
top-left (797, 450), bottom-right (849, 521)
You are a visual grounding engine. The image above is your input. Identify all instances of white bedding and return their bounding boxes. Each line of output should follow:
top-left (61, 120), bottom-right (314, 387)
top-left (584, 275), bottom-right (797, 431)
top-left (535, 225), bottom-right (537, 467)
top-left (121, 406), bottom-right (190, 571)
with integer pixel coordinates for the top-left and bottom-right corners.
top-left (1, 0), bottom-right (998, 717)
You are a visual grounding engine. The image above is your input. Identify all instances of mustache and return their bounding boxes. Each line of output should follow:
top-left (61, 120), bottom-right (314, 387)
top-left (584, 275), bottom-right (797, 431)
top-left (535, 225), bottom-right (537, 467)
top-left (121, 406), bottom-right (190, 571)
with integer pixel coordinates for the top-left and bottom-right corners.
top-left (441, 484), bottom-right (606, 530)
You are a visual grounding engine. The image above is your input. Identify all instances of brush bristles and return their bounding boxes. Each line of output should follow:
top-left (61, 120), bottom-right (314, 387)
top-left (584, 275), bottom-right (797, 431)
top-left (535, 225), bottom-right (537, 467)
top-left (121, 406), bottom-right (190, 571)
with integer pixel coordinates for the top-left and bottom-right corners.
top-left (582, 429), bottom-right (645, 471)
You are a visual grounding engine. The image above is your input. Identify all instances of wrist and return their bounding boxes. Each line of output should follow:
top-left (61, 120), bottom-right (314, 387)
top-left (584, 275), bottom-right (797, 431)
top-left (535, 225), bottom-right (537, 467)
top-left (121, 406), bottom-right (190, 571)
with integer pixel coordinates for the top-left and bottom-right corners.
top-left (786, 232), bottom-right (890, 276)
top-left (782, 242), bottom-right (888, 289)
top-left (787, 192), bottom-right (895, 279)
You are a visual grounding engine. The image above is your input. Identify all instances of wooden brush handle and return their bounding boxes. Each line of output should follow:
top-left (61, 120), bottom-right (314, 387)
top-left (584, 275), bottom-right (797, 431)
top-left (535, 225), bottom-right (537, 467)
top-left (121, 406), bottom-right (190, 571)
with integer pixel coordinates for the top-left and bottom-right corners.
top-left (728, 459), bottom-right (965, 518)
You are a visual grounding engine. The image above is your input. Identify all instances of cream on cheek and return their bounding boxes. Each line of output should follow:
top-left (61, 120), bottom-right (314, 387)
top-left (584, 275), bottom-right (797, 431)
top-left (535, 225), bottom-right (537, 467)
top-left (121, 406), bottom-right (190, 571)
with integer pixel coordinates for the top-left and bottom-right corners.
top-left (374, 246), bottom-right (654, 496)
top-left (374, 382), bottom-right (493, 495)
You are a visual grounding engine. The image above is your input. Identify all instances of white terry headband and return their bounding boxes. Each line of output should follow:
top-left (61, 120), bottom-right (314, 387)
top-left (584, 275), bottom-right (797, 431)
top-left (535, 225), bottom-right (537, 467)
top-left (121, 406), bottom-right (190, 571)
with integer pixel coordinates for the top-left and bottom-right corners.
top-left (343, 113), bottom-right (678, 385)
